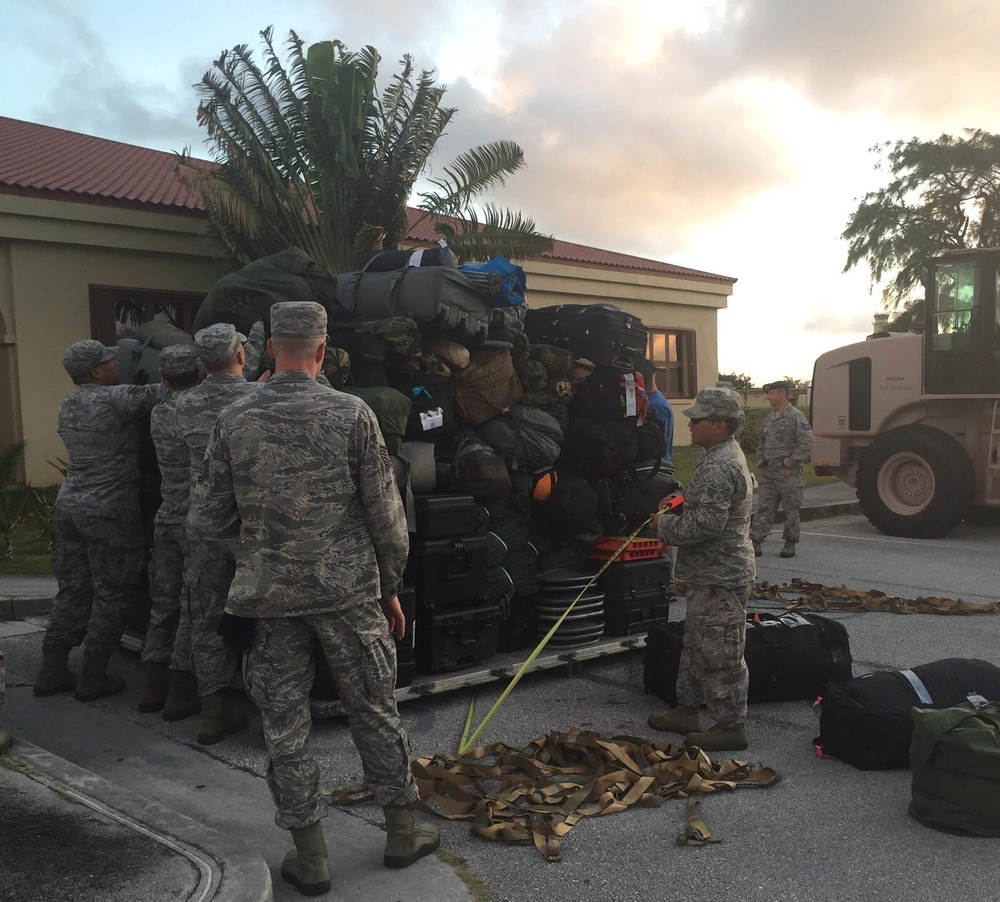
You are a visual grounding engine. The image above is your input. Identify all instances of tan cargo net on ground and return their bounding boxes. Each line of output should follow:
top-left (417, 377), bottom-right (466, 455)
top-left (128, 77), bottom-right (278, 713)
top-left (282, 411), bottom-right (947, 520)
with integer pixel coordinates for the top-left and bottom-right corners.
top-left (410, 728), bottom-right (780, 861)
top-left (751, 578), bottom-right (1000, 615)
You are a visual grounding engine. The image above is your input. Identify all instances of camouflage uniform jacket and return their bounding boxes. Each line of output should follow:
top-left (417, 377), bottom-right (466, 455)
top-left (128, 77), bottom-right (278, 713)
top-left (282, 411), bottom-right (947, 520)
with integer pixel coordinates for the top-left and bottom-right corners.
top-left (755, 405), bottom-right (814, 467)
top-left (149, 387), bottom-right (196, 526)
top-left (55, 383), bottom-right (166, 516)
top-left (174, 373), bottom-right (259, 509)
top-left (657, 436), bottom-right (755, 587)
top-left (193, 370), bottom-right (409, 618)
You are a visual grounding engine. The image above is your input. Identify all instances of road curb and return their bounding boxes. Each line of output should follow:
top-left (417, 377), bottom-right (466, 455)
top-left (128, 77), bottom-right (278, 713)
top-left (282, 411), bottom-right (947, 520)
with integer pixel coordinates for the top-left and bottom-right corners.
top-left (7, 740), bottom-right (274, 902)
top-left (0, 596), bottom-right (54, 620)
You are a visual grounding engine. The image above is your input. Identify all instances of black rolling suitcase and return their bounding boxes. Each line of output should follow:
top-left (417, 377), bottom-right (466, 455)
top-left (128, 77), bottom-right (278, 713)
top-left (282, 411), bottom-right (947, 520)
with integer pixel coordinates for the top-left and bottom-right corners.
top-left (336, 267), bottom-right (491, 346)
top-left (643, 612), bottom-right (853, 706)
top-left (524, 304), bottom-right (648, 370)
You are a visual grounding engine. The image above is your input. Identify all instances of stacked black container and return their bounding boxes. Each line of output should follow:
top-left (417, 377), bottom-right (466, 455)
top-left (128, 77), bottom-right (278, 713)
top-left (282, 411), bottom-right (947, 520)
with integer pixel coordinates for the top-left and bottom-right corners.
top-left (408, 495), bottom-right (499, 672)
top-left (587, 540), bottom-right (674, 636)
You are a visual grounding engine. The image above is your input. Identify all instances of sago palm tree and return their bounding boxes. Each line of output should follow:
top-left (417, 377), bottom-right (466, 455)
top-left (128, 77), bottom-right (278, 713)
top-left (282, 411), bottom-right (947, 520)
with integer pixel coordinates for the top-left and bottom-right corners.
top-left (177, 28), bottom-right (553, 273)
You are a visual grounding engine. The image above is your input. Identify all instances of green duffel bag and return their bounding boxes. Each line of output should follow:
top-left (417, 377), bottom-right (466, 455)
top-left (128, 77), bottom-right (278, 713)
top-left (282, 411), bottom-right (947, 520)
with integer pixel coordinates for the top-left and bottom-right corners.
top-left (909, 701), bottom-right (1000, 836)
top-left (343, 386), bottom-right (411, 457)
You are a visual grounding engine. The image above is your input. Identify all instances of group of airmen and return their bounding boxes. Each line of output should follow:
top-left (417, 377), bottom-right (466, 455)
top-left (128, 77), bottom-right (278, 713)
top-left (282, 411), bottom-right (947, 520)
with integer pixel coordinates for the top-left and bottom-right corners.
top-left (33, 301), bottom-right (438, 897)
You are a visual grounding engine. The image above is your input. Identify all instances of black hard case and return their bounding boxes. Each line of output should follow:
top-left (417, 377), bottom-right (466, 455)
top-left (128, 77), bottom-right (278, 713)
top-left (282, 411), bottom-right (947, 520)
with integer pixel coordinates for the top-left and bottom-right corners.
top-left (413, 495), bottom-right (480, 539)
top-left (603, 592), bottom-right (672, 637)
top-left (310, 587), bottom-right (416, 700)
top-left (594, 557), bottom-right (674, 601)
top-left (415, 602), bottom-right (500, 673)
top-left (408, 535), bottom-right (489, 608)
top-left (524, 304), bottom-right (648, 371)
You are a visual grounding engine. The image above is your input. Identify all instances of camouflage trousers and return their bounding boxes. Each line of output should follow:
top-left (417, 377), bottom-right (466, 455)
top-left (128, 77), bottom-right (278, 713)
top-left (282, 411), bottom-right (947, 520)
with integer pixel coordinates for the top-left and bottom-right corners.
top-left (751, 464), bottom-right (804, 543)
top-left (184, 537), bottom-right (237, 695)
top-left (1, 649), bottom-right (6, 709)
top-left (141, 519), bottom-right (189, 666)
top-left (677, 584), bottom-right (750, 729)
top-left (245, 604), bottom-right (418, 830)
top-left (46, 506), bottom-right (145, 654)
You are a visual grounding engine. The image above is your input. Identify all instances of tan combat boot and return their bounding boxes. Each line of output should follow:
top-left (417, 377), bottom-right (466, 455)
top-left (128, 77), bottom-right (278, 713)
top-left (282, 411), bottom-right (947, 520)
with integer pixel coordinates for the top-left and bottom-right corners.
top-left (383, 804), bottom-right (440, 868)
top-left (280, 820), bottom-right (332, 896)
top-left (33, 641), bottom-right (77, 696)
top-left (780, 540), bottom-right (796, 558)
top-left (647, 704), bottom-right (703, 734)
top-left (75, 649), bottom-right (125, 702)
top-left (196, 690), bottom-right (246, 745)
top-left (138, 662), bottom-right (171, 713)
top-left (162, 670), bottom-right (201, 721)
top-left (685, 724), bottom-right (748, 752)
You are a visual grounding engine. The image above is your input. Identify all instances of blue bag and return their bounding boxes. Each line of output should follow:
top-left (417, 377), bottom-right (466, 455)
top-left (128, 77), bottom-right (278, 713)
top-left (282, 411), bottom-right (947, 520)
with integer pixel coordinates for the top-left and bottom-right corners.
top-left (459, 256), bottom-right (527, 308)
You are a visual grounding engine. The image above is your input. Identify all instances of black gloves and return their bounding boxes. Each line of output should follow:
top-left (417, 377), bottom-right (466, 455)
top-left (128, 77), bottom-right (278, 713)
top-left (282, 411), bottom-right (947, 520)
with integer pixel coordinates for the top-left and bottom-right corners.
top-left (217, 613), bottom-right (256, 652)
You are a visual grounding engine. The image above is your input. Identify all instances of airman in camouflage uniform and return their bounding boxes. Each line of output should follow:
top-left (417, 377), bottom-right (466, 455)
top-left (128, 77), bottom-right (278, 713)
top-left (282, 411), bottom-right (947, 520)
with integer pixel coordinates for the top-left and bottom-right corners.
top-left (174, 322), bottom-right (261, 744)
top-left (751, 380), bottom-right (815, 558)
top-left (36, 340), bottom-right (166, 702)
top-left (194, 301), bottom-right (438, 896)
top-left (137, 343), bottom-right (203, 715)
top-left (648, 385), bottom-right (755, 752)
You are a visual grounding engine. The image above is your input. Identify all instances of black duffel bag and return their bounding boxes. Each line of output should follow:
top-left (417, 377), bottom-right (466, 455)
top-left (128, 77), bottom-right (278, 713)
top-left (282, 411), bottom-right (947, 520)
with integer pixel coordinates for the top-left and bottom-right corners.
top-left (814, 657), bottom-right (1000, 770)
top-left (644, 611), bottom-right (853, 706)
top-left (393, 370), bottom-right (458, 443)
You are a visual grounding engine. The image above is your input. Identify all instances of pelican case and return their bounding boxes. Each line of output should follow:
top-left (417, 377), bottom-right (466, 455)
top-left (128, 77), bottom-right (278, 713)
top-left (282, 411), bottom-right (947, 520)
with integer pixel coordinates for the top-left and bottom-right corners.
top-left (408, 535), bottom-right (489, 608)
top-left (603, 593), bottom-right (673, 636)
top-left (523, 303), bottom-right (648, 371)
top-left (643, 612), bottom-right (853, 706)
top-left (310, 587), bottom-right (416, 700)
top-left (413, 495), bottom-right (481, 540)
top-left (593, 557), bottom-right (673, 601)
top-left (415, 602), bottom-right (500, 673)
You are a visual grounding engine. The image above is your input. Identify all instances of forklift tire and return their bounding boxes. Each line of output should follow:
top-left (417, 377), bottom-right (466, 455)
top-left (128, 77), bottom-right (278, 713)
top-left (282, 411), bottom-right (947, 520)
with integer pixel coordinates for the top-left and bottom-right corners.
top-left (855, 424), bottom-right (974, 538)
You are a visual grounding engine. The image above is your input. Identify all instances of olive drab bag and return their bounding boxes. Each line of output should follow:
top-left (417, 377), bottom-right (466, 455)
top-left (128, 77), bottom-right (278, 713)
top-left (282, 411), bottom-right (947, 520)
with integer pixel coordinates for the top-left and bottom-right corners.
top-left (909, 700), bottom-right (1000, 836)
top-left (475, 405), bottom-right (564, 472)
top-left (451, 349), bottom-right (523, 426)
top-left (343, 386), bottom-right (411, 456)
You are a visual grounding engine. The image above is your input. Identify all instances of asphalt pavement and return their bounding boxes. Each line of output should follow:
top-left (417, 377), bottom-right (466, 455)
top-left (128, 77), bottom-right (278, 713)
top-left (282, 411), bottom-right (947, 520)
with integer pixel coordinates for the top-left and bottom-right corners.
top-left (5, 483), bottom-right (1000, 902)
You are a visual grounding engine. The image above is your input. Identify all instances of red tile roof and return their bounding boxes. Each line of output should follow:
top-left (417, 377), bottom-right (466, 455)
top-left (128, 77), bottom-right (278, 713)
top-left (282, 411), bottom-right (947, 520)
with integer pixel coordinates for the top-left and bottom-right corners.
top-left (0, 115), bottom-right (735, 283)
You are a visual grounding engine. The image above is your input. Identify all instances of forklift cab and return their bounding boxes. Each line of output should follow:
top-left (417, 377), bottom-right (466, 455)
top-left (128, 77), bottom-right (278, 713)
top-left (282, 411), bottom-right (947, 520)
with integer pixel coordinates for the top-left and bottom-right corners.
top-left (924, 248), bottom-right (1000, 394)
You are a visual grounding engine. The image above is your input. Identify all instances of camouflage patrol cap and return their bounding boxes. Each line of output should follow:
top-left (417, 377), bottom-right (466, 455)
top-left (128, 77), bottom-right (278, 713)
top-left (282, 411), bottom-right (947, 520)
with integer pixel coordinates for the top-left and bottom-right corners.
top-left (194, 323), bottom-right (247, 367)
top-left (270, 301), bottom-right (327, 338)
top-left (159, 343), bottom-right (201, 378)
top-left (682, 385), bottom-right (742, 420)
top-left (763, 380), bottom-right (790, 392)
top-left (62, 340), bottom-right (116, 378)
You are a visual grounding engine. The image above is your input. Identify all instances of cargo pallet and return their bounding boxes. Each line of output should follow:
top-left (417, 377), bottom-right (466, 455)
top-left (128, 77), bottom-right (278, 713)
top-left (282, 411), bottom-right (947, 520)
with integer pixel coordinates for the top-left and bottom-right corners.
top-left (309, 631), bottom-right (652, 719)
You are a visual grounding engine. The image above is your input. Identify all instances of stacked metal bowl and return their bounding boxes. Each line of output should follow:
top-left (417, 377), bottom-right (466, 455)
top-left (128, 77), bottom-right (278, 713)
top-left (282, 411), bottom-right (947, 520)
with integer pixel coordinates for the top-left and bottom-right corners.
top-left (535, 569), bottom-right (605, 648)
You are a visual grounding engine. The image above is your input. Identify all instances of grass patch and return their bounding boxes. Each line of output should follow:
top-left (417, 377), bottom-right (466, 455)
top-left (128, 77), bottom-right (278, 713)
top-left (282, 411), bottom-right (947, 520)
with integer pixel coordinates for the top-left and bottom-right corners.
top-left (670, 406), bottom-right (838, 491)
top-left (0, 483), bottom-right (57, 575)
top-left (435, 849), bottom-right (494, 902)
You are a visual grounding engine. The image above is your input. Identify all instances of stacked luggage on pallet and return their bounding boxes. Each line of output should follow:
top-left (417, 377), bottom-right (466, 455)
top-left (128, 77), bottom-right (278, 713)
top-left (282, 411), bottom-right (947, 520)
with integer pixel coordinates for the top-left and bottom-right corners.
top-left (200, 246), bottom-right (679, 681)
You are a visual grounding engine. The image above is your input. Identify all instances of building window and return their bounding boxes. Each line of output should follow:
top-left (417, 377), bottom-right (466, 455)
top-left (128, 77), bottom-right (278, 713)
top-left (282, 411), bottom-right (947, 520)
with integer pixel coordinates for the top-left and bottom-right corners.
top-left (89, 286), bottom-right (204, 346)
top-left (647, 329), bottom-right (696, 398)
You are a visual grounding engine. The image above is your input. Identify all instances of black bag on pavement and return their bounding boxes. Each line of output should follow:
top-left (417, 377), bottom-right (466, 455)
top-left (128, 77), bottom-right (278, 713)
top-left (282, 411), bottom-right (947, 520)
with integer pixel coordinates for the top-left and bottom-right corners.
top-left (524, 304), bottom-right (648, 371)
top-left (814, 657), bottom-right (1000, 770)
top-left (643, 612), bottom-right (853, 706)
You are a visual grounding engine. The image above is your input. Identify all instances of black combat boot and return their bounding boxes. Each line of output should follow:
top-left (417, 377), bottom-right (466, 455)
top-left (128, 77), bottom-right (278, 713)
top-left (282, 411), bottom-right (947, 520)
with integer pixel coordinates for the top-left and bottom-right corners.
top-left (383, 803), bottom-right (440, 868)
top-left (280, 821), bottom-right (332, 896)
top-left (138, 662), bottom-right (171, 713)
top-left (75, 648), bottom-right (126, 702)
top-left (33, 640), bottom-right (77, 696)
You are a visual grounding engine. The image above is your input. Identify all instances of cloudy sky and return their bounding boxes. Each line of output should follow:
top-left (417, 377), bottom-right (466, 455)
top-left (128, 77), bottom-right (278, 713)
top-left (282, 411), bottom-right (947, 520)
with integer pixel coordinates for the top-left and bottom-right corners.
top-left (3, 0), bottom-right (998, 383)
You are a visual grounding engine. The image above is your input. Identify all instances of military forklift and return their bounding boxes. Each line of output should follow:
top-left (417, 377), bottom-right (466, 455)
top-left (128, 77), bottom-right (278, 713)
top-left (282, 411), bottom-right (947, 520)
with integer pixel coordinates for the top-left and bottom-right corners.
top-left (810, 247), bottom-right (1000, 537)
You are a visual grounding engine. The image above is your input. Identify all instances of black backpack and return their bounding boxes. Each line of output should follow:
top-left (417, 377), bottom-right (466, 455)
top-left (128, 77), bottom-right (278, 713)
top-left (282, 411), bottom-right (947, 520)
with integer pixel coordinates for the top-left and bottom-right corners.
top-left (611, 465), bottom-right (682, 535)
top-left (394, 370), bottom-right (458, 443)
top-left (561, 418), bottom-right (638, 478)
top-left (542, 470), bottom-right (600, 533)
top-left (455, 441), bottom-right (512, 503)
top-left (634, 409), bottom-right (667, 463)
top-left (476, 405), bottom-right (563, 472)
